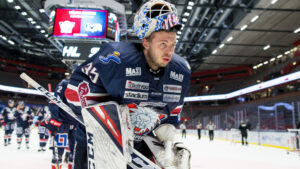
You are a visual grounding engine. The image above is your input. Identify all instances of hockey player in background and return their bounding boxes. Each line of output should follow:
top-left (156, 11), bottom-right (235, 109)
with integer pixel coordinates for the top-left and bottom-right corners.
top-left (47, 64), bottom-right (78, 169)
top-left (36, 105), bottom-right (50, 152)
top-left (64, 0), bottom-right (191, 168)
top-left (0, 99), bottom-right (16, 146)
top-left (14, 101), bottom-right (33, 149)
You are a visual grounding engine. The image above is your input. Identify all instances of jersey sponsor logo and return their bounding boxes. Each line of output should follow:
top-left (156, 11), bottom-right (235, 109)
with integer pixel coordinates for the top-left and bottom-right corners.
top-left (163, 94), bottom-right (180, 102)
top-left (99, 51), bottom-right (121, 64)
top-left (125, 80), bottom-right (149, 91)
top-left (126, 67), bottom-right (141, 76)
top-left (170, 71), bottom-right (184, 82)
top-left (139, 102), bottom-right (167, 107)
top-left (78, 81), bottom-right (90, 107)
top-left (124, 91), bottom-right (148, 100)
top-left (163, 84), bottom-right (182, 93)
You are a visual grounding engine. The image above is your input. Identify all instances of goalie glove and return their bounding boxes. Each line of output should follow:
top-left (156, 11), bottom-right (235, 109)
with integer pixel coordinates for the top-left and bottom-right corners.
top-left (127, 103), bottom-right (167, 136)
top-left (144, 124), bottom-right (191, 169)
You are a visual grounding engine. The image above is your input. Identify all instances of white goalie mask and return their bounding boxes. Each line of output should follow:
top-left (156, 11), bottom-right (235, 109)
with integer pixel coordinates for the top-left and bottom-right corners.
top-left (132, 0), bottom-right (182, 39)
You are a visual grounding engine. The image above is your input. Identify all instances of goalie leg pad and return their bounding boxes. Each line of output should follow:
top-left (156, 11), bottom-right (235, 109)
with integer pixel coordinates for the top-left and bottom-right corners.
top-left (82, 101), bottom-right (134, 169)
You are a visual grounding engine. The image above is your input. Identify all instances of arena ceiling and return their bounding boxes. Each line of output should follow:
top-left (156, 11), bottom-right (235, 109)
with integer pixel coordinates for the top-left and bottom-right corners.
top-left (0, 0), bottom-right (299, 71)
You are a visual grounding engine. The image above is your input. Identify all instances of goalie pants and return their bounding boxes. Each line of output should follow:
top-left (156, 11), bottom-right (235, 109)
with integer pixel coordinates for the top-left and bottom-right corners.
top-left (74, 143), bottom-right (88, 169)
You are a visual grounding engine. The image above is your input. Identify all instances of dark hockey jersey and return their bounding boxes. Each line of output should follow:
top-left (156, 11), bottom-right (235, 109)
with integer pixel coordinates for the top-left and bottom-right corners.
top-left (1, 107), bottom-right (16, 123)
top-left (65, 42), bottom-right (191, 145)
top-left (14, 106), bottom-right (33, 128)
top-left (49, 78), bottom-right (77, 125)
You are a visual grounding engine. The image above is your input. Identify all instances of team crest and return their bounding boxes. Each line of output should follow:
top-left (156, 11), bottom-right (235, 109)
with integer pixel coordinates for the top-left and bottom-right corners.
top-left (99, 51), bottom-right (121, 64)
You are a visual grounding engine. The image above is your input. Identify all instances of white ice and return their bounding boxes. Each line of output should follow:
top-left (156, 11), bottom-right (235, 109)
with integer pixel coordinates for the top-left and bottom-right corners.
top-left (0, 129), bottom-right (300, 169)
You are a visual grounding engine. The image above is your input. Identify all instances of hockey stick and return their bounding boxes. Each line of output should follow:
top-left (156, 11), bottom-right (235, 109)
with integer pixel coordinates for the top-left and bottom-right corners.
top-left (20, 73), bottom-right (162, 169)
top-left (20, 73), bottom-right (84, 126)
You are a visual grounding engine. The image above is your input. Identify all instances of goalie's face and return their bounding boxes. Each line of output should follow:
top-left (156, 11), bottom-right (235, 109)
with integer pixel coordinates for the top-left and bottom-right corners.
top-left (143, 31), bottom-right (177, 70)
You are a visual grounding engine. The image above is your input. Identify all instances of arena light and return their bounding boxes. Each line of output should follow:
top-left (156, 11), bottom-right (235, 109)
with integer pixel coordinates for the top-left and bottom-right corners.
top-left (14, 5), bottom-right (21, 10)
top-left (257, 63), bottom-right (263, 67)
top-left (184, 70), bottom-right (300, 102)
top-left (188, 1), bottom-right (195, 6)
top-left (40, 30), bottom-right (45, 33)
top-left (7, 0), bottom-right (14, 3)
top-left (177, 31), bottom-right (182, 35)
top-left (1, 35), bottom-right (7, 41)
top-left (284, 51), bottom-right (290, 55)
top-left (21, 12), bottom-right (27, 15)
top-left (181, 24), bottom-right (185, 30)
top-left (270, 58), bottom-right (276, 62)
top-left (187, 6), bottom-right (193, 10)
top-left (183, 12), bottom-right (190, 17)
top-left (294, 27), bottom-right (300, 33)
top-left (251, 15), bottom-right (259, 22)
top-left (36, 25), bottom-right (41, 29)
top-left (125, 10), bottom-right (132, 14)
top-left (271, 0), bottom-right (278, 4)
top-left (27, 17), bottom-right (33, 21)
top-left (263, 45), bottom-right (270, 50)
top-left (219, 44), bottom-right (225, 48)
top-left (39, 9), bottom-right (45, 13)
top-left (31, 21), bottom-right (36, 24)
top-left (212, 49), bottom-right (217, 54)
top-left (253, 66), bottom-right (257, 69)
top-left (277, 54), bottom-right (282, 58)
top-left (240, 25), bottom-right (248, 31)
top-left (8, 40), bottom-right (15, 45)
top-left (182, 18), bottom-right (187, 22)
top-left (227, 36), bottom-right (233, 42)
top-left (263, 61), bottom-right (269, 65)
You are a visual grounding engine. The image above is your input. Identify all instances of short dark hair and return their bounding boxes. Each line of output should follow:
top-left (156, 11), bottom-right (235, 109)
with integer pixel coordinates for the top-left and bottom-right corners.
top-left (145, 28), bottom-right (178, 42)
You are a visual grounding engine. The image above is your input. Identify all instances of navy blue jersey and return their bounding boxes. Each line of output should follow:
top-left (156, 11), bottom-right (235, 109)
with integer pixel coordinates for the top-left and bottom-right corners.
top-left (65, 42), bottom-right (190, 143)
top-left (49, 78), bottom-right (77, 125)
top-left (14, 106), bottom-right (33, 128)
top-left (1, 107), bottom-right (16, 123)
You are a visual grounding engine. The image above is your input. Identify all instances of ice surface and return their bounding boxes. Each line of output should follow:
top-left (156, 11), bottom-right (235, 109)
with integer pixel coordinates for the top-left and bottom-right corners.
top-left (1, 129), bottom-right (300, 169)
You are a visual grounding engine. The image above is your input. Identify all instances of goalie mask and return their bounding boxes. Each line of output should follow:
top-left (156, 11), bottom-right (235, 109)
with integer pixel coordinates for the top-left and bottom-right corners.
top-left (133, 0), bottom-right (181, 39)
